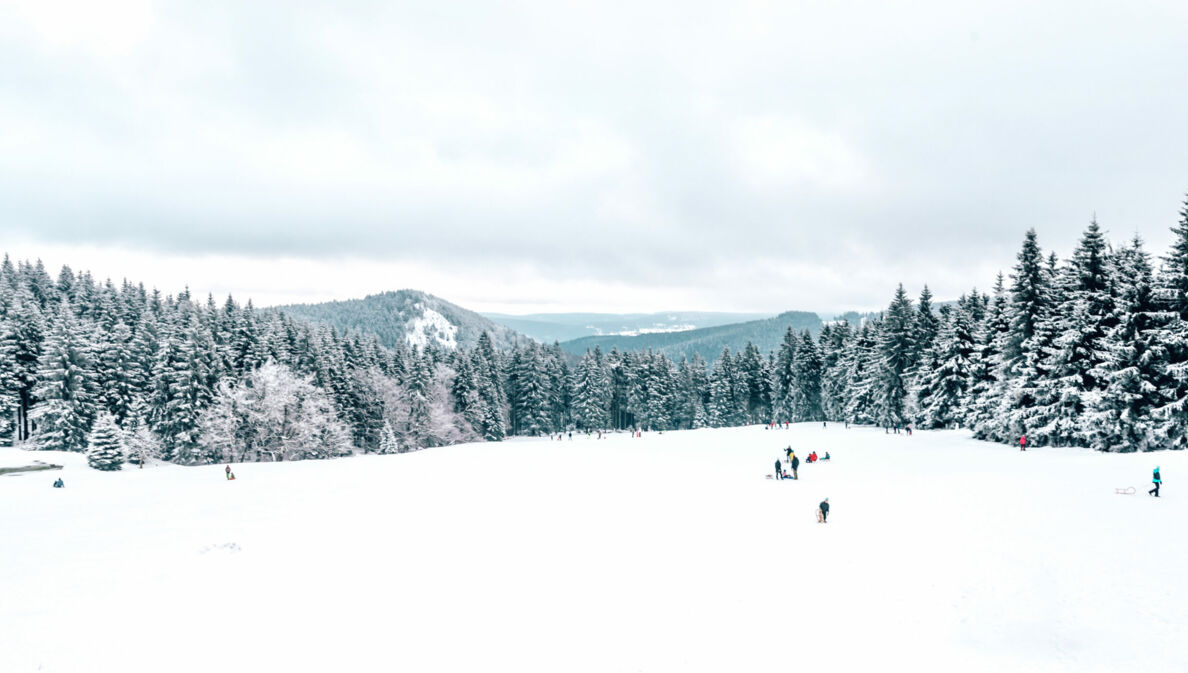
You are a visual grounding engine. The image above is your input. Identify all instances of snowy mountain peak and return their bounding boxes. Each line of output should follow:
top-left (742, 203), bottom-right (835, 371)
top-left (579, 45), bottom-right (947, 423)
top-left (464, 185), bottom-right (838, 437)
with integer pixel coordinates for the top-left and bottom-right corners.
top-left (405, 306), bottom-right (459, 349)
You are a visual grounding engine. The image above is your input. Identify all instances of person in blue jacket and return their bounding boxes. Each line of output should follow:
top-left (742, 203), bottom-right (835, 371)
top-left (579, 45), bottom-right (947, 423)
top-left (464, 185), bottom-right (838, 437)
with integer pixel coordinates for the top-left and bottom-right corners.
top-left (1149, 466), bottom-right (1161, 497)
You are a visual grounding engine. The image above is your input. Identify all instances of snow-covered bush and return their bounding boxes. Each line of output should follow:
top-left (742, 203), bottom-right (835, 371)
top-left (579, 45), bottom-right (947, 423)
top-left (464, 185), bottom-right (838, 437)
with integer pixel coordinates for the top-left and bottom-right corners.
top-left (195, 362), bottom-right (354, 463)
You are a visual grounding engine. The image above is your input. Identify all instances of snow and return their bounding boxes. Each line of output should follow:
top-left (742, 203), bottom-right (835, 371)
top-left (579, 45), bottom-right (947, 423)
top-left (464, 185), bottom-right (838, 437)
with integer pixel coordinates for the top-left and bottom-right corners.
top-left (404, 306), bottom-right (458, 349)
top-left (2, 425), bottom-right (1185, 673)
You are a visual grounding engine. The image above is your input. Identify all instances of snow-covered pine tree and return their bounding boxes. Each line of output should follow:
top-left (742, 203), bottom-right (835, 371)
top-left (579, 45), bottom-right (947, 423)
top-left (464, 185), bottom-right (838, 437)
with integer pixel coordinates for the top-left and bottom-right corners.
top-left (914, 304), bottom-right (975, 428)
top-left (790, 330), bottom-right (823, 421)
top-left (1027, 220), bottom-right (1117, 447)
top-left (1153, 194), bottom-right (1188, 448)
top-left (379, 418), bottom-right (400, 455)
top-left (5, 288), bottom-right (46, 443)
top-left (86, 412), bottom-right (125, 471)
top-left (771, 327), bottom-right (798, 423)
top-left (571, 348), bottom-right (612, 431)
top-left (874, 285), bottom-right (916, 428)
top-left (820, 321), bottom-right (852, 420)
top-left (1087, 236), bottom-right (1168, 452)
top-left (913, 285), bottom-right (939, 368)
top-left (708, 347), bottom-right (743, 427)
top-left (30, 303), bottom-right (97, 452)
top-left (737, 342), bottom-right (770, 424)
top-left (964, 273), bottom-right (1010, 437)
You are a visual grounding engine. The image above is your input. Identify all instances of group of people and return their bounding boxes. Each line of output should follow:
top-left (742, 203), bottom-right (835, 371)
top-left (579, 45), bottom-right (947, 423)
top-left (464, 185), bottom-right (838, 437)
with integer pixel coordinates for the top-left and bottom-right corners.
top-left (772, 446), bottom-right (832, 523)
top-left (774, 446), bottom-right (832, 481)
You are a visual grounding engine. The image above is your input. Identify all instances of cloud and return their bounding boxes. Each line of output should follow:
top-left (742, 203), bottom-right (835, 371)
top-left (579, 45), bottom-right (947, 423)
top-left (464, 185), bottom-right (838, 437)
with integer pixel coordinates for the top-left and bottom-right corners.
top-left (1, 0), bottom-right (1187, 312)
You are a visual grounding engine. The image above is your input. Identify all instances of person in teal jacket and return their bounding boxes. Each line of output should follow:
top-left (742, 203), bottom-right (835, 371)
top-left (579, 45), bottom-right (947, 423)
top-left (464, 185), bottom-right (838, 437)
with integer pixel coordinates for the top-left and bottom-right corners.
top-left (1149, 467), bottom-right (1161, 497)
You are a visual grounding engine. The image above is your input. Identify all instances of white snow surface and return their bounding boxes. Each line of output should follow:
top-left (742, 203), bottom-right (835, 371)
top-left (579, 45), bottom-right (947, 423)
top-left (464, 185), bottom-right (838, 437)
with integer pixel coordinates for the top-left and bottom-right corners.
top-left (2, 425), bottom-right (1185, 673)
top-left (404, 306), bottom-right (458, 349)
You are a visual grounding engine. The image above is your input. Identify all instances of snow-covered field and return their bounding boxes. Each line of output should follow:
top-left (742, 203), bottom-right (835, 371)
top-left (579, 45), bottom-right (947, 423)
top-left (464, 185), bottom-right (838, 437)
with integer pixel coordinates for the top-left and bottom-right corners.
top-left (2, 425), bottom-right (1184, 673)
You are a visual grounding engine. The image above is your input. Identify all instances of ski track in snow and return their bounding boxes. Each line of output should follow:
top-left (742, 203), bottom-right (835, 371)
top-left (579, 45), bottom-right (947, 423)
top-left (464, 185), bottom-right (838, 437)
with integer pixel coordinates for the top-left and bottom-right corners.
top-left (2, 425), bottom-right (1185, 673)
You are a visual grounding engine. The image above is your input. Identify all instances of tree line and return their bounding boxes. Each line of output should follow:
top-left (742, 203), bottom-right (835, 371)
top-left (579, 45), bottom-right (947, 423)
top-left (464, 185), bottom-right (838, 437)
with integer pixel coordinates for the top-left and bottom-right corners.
top-left (3, 195), bottom-right (1187, 466)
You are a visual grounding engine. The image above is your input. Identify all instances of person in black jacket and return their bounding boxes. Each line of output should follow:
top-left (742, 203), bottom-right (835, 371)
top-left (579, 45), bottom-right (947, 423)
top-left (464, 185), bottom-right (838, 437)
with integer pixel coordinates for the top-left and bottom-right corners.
top-left (790, 452), bottom-right (800, 480)
top-left (774, 459), bottom-right (783, 479)
top-left (817, 498), bottom-right (829, 523)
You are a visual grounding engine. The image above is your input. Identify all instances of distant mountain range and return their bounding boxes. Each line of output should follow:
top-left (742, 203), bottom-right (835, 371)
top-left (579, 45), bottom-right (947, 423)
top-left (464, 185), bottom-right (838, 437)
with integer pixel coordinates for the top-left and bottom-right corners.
top-left (273, 291), bottom-right (840, 361)
top-left (271, 290), bottom-right (531, 351)
top-left (556, 311), bottom-right (824, 362)
top-left (480, 311), bottom-right (772, 343)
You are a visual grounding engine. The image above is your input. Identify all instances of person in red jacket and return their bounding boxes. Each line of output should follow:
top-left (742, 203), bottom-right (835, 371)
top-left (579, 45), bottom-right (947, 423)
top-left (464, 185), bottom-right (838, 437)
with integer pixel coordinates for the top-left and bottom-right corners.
top-left (1019, 435), bottom-right (1027, 452)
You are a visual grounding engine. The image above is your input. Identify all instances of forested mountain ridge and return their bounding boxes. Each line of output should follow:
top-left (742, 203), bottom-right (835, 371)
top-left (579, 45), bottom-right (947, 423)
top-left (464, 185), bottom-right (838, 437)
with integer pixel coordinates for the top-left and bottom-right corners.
top-left (559, 311), bottom-right (823, 362)
top-left (272, 290), bottom-right (531, 351)
top-left (483, 311), bottom-right (772, 343)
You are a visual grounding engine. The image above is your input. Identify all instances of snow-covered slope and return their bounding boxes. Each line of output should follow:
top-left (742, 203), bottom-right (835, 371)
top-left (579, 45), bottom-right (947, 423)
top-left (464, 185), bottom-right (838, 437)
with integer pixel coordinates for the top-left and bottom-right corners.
top-left (271, 289), bottom-right (530, 350)
top-left (2, 426), bottom-right (1184, 672)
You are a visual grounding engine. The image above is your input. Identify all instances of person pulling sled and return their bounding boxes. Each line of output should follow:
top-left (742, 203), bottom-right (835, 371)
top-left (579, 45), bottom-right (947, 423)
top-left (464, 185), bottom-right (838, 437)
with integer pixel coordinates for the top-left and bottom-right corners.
top-left (1149, 467), bottom-right (1162, 497)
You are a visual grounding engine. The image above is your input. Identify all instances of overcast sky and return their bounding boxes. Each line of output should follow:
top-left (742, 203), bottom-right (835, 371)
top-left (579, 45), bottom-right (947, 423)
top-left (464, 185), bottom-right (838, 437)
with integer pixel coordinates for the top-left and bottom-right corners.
top-left (2, 0), bottom-right (1187, 314)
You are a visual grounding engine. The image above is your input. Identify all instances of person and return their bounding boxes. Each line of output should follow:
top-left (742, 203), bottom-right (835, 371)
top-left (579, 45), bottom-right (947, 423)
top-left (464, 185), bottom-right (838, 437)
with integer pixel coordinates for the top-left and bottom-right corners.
top-left (809, 451), bottom-right (818, 463)
top-left (1149, 466), bottom-right (1162, 497)
top-left (790, 452), bottom-right (800, 479)
top-left (785, 446), bottom-right (792, 462)
top-left (906, 426), bottom-right (912, 436)
top-left (1019, 435), bottom-right (1027, 451)
top-left (225, 465), bottom-right (233, 480)
top-left (823, 452), bottom-right (831, 461)
top-left (52, 478), bottom-right (64, 488)
top-left (568, 431), bottom-right (572, 440)
top-left (775, 459), bottom-right (783, 480)
top-left (817, 498), bottom-right (830, 523)
top-left (823, 421), bottom-right (827, 429)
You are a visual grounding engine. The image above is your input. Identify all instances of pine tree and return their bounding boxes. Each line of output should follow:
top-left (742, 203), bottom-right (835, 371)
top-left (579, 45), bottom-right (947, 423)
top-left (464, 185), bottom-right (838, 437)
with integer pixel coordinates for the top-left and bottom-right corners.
top-left (31, 303), bottom-right (97, 452)
top-left (914, 305), bottom-right (975, 428)
top-left (874, 285), bottom-right (916, 428)
top-left (1088, 237), bottom-right (1167, 451)
top-left (571, 349), bottom-right (611, 431)
top-left (708, 348), bottom-right (743, 427)
top-left (379, 419), bottom-right (400, 455)
top-left (1153, 194), bottom-right (1188, 447)
top-left (86, 412), bottom-right (125, 470)
top-left (790, 331), bottom-right (823, 421)
top-left (1028, 220), bottom-right (1117, 446)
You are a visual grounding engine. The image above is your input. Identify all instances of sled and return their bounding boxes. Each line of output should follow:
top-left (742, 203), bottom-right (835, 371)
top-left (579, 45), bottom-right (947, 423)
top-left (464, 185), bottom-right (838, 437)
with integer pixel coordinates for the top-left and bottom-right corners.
top-left (1114, 486), bottom-right (1136, 495)
top-left (765, 474), bottom-right (774, 480)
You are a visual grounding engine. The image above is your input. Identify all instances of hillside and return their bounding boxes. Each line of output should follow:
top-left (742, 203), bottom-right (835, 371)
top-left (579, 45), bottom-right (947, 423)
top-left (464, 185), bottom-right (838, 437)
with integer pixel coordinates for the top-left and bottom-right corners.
top-left (4, 426), bottom-right (1182, 672)
top-left (271, 290), bottom-right (530, 350)
top-left (559, 310), bottom-right (823, 362)
top-left (483, 311), bottom-right (772, 343)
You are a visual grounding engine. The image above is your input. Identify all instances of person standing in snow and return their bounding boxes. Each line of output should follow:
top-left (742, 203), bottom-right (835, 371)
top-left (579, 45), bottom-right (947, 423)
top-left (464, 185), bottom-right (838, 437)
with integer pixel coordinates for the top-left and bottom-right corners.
top-left (1149, 467), bottom-right (1162, 497)
top-left (225, 465), bottom-right (232, 480)
top-left (1019, 435), bottom-right (1027, 451)
top-left (790, 452), bottom-right (800, 480)
top-left (817, 498), bottom-right (829, 523)
top-left (775, 459), bottom-right (783, 479)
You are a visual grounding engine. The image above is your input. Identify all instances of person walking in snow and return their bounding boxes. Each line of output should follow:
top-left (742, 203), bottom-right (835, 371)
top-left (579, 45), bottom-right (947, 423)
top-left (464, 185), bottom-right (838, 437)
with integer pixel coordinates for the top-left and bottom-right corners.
top-left (790, 452), bottom-right (800, 480)
top-left (1019, 435), bottom-right (1027, 451)
top-left (1149, 466), bottom-right (1162, 497)
top-left (817, 498), bottom-right (830, 523)
top-left (775, 459), bottom-right (783, 480)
